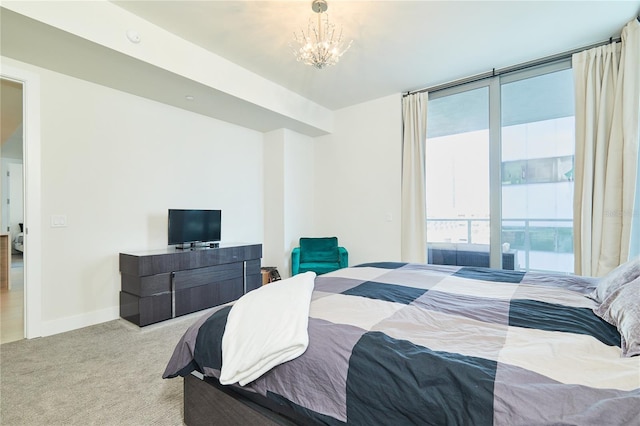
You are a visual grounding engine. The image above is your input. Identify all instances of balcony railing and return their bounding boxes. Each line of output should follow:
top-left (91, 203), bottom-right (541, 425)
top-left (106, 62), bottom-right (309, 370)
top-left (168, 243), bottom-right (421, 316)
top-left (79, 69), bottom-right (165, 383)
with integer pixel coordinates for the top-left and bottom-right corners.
top-left (426, 218), bottom-right (573, 272)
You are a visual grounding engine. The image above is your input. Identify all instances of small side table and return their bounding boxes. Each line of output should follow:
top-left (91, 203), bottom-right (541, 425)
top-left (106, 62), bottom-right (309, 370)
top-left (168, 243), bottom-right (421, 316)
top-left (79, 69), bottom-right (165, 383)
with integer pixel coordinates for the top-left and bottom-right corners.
top-left (261, 267), bottom-right (281, 285)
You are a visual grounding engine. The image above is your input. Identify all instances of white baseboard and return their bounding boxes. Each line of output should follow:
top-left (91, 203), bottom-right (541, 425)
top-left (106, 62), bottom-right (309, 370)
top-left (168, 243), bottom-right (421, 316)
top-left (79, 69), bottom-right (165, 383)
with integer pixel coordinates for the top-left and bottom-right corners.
top-left (40, 306), bottom-right (120, 337)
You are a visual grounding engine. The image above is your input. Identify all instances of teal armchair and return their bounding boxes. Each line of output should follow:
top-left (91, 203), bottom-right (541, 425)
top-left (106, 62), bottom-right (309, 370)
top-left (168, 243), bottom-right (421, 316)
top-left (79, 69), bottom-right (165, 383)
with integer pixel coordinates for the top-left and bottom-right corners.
top-left (291, 237), bottom-right (348, 276)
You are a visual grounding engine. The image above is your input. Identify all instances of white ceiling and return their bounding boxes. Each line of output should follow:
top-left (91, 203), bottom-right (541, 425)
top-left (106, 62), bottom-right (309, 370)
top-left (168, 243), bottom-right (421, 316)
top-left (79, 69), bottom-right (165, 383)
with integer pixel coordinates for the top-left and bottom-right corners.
top-left (110, 1), bottom-right (639, 110)
top-left (1, 1), bottom-right (638, 136)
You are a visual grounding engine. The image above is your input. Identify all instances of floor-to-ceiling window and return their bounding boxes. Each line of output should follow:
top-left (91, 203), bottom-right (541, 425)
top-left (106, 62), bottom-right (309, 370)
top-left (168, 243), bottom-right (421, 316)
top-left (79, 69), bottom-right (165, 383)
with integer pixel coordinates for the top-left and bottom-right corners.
top-left (426, 61), bottom-right (575, 273)
top-left (425, 85), bottom-right (492, 264)
top-left (501, 68), bottom-right (575, 273)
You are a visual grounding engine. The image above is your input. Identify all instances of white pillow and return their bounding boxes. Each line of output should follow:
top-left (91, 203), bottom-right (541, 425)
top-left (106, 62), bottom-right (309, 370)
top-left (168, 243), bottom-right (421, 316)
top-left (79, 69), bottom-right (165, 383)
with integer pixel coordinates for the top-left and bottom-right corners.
top-left (594, 277), bottom-right (640, 357)
top-left (588, 257), bottom-right (640, 303)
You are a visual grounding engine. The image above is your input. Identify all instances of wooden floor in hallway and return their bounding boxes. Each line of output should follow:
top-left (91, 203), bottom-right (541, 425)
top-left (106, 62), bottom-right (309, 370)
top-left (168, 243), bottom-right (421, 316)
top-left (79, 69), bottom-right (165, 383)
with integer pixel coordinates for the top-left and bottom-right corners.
top-left (1, 253), bottom-right (24, 344)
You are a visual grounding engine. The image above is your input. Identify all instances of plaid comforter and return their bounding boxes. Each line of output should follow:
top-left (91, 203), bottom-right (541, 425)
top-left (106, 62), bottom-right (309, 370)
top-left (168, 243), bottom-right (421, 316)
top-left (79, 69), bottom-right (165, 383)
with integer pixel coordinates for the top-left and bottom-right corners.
top-left (163, 262), bottom-right (640, 425)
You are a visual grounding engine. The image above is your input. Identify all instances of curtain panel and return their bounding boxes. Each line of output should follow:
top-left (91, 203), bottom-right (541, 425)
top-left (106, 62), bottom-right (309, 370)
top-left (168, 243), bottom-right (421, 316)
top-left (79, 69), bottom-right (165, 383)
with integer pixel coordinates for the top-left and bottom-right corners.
top-left (573, 18), bottom-right (640, 276)
top-left (401, 92), bottom-right (428, 263)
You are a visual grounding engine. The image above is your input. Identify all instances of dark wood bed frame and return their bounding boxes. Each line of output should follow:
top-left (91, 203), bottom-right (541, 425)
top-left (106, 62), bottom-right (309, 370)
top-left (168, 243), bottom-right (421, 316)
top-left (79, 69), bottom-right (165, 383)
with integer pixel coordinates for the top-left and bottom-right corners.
top-left (183, 374), bottom-right (318, 426)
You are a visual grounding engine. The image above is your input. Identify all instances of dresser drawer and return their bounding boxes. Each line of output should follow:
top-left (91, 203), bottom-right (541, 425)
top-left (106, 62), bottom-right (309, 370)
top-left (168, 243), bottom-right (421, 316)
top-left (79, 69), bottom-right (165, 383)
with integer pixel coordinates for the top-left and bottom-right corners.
top-left (173, 262), bottom-right (244, 291)
top-left (121, 272), bottom-right (171, 297)
top-left (174, 278), bottom-right (243, 317)
top-left (119, 291), bottom-right (171, 326)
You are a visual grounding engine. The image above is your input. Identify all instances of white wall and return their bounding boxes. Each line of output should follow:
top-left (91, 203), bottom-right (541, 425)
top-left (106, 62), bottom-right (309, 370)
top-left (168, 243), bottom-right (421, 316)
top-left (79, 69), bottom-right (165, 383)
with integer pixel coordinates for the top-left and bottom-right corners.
top-left (1, 57), bottom-right (405, 335)
top-left (4, 57), bottom-right (264, 335)
top-left (9, 163), bottom-right (24, 239)
top-left (314, 94), bottom-right (403, 266)
top-left (263, 129), bottom-right (315, 278)
top-left (0, 126), bottom-right (24, 238)
top-left (263, 130), bottom-right (286, 273)
top-left (0, 157), bottom-right (23, 238)
top-left (283, 130), bottom-right (315, 274)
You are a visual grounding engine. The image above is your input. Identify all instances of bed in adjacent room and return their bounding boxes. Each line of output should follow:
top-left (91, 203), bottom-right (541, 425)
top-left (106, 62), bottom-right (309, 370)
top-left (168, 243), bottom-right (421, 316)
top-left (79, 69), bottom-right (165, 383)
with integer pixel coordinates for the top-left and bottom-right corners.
top-left (163, 260), bottom-right (640, 425)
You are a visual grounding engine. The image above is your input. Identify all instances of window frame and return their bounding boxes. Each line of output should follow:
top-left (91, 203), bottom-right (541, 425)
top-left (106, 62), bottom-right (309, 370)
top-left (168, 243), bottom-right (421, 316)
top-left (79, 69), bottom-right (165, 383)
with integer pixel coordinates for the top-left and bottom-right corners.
top-left (427, 59), bottom-right (573, 269)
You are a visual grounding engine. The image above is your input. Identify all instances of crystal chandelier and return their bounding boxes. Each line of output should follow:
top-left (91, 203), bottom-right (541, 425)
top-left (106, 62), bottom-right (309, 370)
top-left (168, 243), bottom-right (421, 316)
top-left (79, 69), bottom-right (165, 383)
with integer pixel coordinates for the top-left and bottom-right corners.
top-left (291, 0), bottom-right (352, 69)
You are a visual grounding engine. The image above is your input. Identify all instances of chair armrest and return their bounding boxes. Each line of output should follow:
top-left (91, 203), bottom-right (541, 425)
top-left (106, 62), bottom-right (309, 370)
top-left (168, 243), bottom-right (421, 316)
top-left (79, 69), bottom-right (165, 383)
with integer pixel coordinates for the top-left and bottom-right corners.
top-left (291, 247), bottom-right (301, 275)
top-left (338, 247), bottom-right (348, 268)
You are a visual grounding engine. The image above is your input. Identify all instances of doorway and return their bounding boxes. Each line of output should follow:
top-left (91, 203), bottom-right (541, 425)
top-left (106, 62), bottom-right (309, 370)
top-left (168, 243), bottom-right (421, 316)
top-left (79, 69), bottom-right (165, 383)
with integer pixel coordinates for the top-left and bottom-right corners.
top-left (1, 77), bottom-right (25, 343)
top-left (2, 63), bottom-right (43, 340)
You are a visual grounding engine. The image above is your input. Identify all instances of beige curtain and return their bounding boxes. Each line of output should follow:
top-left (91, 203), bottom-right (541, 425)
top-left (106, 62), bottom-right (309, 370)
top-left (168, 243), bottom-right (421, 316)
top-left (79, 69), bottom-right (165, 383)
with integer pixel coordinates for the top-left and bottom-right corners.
top-left (401, 92), bottom-right (428, 263)
top-left (573, 18), bottom-right (640, 276)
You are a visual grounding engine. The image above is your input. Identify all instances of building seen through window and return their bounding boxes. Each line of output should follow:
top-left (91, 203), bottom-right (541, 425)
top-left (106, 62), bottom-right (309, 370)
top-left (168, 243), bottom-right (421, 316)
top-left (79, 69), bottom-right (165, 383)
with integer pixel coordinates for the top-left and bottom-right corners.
top-left (426, 67), bottom-right (575, 273)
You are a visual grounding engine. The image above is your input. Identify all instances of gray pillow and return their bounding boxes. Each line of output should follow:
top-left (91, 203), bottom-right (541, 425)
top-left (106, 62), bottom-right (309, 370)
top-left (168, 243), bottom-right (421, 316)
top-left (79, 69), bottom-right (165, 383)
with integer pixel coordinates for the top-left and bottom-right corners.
top-left (588, 257), bottom-right (640, 303)
top-left (594, 276), bottom-right (640, 357)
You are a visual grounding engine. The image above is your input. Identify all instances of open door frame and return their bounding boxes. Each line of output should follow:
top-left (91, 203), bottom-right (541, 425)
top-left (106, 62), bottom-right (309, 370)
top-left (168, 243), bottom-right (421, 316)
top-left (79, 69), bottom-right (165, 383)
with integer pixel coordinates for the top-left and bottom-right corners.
top-left (2, 63), bottom-right (42, 339)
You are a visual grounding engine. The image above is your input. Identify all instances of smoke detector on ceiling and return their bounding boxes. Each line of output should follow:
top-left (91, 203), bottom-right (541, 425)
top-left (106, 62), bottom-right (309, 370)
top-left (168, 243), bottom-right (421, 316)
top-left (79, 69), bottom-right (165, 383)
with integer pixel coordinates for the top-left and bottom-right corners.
top-left (126, 29), bottom-right (141, 44)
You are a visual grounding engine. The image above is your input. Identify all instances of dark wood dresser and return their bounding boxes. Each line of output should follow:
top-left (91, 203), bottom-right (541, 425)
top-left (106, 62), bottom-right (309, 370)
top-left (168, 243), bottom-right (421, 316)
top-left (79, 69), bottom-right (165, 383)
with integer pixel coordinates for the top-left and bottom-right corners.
top-left (119, 243), bottom-right (262, 326)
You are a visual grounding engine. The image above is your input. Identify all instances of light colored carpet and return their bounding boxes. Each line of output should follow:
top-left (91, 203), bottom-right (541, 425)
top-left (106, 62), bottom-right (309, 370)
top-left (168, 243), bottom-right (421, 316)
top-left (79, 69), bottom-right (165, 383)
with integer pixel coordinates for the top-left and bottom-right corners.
top-left (0, 312), bottom-right (209, 426)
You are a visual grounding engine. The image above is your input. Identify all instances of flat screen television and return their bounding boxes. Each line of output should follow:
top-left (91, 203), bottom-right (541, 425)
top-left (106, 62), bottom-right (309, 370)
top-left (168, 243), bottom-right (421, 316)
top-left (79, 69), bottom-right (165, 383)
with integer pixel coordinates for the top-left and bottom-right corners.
top-left (168, 209), bottom-right (221, 248)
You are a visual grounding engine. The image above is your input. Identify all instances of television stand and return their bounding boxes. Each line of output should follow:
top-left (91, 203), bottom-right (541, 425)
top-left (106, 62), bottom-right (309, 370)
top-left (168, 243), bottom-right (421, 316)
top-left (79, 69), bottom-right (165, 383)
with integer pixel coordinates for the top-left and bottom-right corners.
top-left (119, 243), bottom-right (262, 326)
top-left (174, 241), bottom-right (219, 250)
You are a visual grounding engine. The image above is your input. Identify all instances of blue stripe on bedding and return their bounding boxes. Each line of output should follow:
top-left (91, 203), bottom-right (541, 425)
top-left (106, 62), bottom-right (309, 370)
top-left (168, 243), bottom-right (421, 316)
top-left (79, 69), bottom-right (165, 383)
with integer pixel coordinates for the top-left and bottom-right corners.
top-left (342, 281), bottom-right (428, 305)
top-left (353, 262), bottom-right (408, 269)
top-left (508, 300), bottom-right (620, 347)
top-left (346, 331), bottom-right (496, 426)
top-left (454, 266), bottom-right (526, 283)
top-left (192, 305), bottom-right (232, 372)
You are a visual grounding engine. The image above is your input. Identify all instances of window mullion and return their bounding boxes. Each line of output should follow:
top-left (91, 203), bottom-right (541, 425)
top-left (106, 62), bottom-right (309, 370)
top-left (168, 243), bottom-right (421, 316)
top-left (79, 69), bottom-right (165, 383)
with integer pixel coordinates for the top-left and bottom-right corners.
top-left (489, 76), bottom-right (502, 269)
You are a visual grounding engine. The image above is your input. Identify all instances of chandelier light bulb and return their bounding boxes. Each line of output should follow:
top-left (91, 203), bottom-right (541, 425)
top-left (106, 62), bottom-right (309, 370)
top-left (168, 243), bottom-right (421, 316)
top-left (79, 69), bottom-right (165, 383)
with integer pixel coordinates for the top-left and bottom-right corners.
top-left (291, 0), bottom-right (352, 69)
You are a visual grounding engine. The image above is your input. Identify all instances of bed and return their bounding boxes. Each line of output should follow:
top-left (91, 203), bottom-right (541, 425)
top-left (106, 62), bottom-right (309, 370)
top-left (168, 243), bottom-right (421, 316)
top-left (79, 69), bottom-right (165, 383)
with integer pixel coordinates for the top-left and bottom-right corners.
top-left (163, 261), bottom-right (640, 425)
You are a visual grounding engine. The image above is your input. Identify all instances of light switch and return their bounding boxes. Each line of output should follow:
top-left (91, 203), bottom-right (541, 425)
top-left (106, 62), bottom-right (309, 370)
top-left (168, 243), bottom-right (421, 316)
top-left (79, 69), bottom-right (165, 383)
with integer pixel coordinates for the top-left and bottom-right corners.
top-left (384, 213), bottom-right (393, 222)
top-left (51, 215), bottom-right (67, 227)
